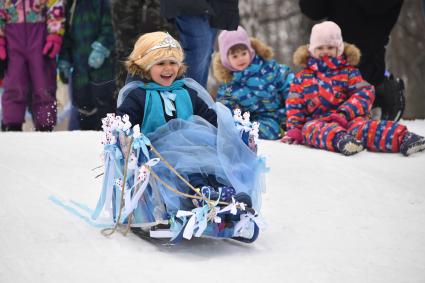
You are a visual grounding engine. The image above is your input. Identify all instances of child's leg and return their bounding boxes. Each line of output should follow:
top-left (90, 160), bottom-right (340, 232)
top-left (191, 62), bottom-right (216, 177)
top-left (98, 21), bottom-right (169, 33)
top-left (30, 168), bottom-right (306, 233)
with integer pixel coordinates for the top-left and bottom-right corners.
top-left (1, 33), bottom-right (30, 129)
top-left (399, 132), bottom-right (425, 156)
top-left (347, 117), bottom-right (407, 152)
top-left (27, 23), bottom-right (57, 131)
top-left (303, 119), bottom-right (347, 152)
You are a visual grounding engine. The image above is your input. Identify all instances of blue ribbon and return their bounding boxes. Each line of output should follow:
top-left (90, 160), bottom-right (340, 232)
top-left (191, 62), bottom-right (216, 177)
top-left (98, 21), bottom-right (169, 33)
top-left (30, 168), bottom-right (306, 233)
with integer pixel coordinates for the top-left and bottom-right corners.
top-left (132, 134), bottom-right (151, 159)
top-left (104, 144), bottom-right (123, 160)
top-left (160, 91), bottom-right (177, 116)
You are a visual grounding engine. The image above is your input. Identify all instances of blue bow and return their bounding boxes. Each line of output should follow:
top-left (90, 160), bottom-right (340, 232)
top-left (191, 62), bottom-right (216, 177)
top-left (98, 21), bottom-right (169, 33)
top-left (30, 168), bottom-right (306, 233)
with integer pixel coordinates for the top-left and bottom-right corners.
top-left (160, 91), bottom-right (177, 116)
top-left (132, 133), bottom-right (151, 159)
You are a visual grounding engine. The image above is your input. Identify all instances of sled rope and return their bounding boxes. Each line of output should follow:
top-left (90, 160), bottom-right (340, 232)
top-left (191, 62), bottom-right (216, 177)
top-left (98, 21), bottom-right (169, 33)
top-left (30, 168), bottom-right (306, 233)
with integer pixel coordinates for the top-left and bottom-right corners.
top-left (147, 167), bottom-right (230, 207)
top-left (149, 144), bottom-right (203, 198)
top-left (101, 137), bottom-right (134, 237)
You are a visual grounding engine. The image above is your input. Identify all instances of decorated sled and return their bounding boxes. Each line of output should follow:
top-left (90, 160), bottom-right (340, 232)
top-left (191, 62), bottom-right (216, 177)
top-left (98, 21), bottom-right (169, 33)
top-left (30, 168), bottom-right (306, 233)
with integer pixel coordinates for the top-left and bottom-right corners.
top-left (92, 106), bottom-right (267, 245)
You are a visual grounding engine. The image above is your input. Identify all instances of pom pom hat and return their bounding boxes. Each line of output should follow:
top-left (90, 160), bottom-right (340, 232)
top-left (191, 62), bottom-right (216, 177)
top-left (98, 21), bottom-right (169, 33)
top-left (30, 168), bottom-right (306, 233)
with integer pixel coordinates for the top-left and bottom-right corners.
top-left (125, 32), bottom-right (186, 78)
top-left (308, 21), bottom-right (344, 57)
top-left (218, 26), bottom-right (256, 71)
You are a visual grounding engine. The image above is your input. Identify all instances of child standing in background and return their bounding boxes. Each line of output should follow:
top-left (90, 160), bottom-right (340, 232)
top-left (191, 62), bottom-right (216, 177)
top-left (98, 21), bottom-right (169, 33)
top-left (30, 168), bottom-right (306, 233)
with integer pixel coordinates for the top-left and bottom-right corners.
top-left (0, 0), bottom-right (64, 131)
top-left (213, 26), bottom-right (294, 140)
top-left (282, 21), bottom-right (425, 156)
top-left (58, 0), bottom-right (116, 130)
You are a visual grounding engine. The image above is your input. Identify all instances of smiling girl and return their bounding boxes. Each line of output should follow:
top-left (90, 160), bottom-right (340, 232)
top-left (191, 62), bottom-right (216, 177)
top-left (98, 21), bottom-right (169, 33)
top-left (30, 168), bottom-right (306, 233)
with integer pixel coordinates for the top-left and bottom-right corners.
top-left (213, 26), bottom-right (294, 140)
top-left (114, 31), bottom-right (266, 242)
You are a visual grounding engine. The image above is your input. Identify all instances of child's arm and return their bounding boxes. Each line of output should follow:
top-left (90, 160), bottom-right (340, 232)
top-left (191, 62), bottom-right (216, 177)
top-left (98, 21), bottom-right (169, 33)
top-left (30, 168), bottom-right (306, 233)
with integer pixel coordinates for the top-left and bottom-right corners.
top-left (42, 0), bottom-right (65, 58)
top-left (216, 84), bottom-right (239, 111)
top-left (336, 68), bottom-right (375, 121)
top-left (95, 0), bottom-right (114, 51)
top-left (0, 2), bottom-right (6, 37)
top-left (116, 90), bottom-right (145, 127)
top-left (46, 0), bottom-right (65, 36)
top-left (192, 95), bottom-right (218, 127)
top-left (285, 76), bottom-right (307, 131)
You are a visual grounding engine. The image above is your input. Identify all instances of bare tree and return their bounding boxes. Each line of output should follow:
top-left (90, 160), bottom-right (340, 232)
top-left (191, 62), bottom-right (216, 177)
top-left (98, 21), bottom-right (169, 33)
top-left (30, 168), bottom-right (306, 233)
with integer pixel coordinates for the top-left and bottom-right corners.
top-left (387, 0), bottom-right (425, 119)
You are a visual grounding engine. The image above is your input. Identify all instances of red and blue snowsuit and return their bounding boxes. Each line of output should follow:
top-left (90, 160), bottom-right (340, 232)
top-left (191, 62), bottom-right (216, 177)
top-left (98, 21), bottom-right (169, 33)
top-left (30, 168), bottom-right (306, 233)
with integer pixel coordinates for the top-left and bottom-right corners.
top-left (0, 0), bottom-right (65, 130)
top-left (286, 44), bottom-right (408, 153)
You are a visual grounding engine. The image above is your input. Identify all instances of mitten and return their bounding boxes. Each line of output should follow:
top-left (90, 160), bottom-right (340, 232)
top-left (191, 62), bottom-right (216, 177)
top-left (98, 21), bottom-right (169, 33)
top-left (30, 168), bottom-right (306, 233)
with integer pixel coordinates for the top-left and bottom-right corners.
top-left (58, 60), bottom-right (71, 84)
top-left (0, 37), bottom-right (6, 60)
top-left (280, 128), bottom-right (303, 144)
top-left (43, 34), bottom-right (63, 58)
top-left (88, 41), bottom-right (110, 69)
top-left (329, 112), bottom-right (348, 128)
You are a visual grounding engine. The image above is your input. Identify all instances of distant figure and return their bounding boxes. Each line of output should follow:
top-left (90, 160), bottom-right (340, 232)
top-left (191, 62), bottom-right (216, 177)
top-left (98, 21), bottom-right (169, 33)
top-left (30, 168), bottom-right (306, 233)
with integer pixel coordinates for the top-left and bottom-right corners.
top-left (299, 0), bottom-right (405, 121)
top-left (0, 0), bottom-right (65, 131)
top-left (282, 21), bottom-right (425, 157)
top-left (160, 0), bottom-right (240, 88)
top-left (59, 0), bottom-right (116, 130)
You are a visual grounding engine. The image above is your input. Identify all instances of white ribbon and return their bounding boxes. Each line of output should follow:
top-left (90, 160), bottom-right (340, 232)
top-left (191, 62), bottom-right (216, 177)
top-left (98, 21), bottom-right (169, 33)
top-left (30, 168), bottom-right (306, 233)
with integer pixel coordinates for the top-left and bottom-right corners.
top-left (176, 206), bottom-right (209, 240)
top-left (121, 158), bottom-right (160, 219)
top-left (233, 213), bottom-right (267, 236)
top-left (160, 91), bottom-right (176, 116)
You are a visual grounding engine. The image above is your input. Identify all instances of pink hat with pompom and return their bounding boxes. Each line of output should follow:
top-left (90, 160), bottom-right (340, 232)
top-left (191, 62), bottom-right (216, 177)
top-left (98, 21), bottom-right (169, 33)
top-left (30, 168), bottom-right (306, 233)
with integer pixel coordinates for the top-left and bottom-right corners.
top-left (308, 21), bottom-right (344, 56)
top-left (218, 26), bottom-right (255, 71)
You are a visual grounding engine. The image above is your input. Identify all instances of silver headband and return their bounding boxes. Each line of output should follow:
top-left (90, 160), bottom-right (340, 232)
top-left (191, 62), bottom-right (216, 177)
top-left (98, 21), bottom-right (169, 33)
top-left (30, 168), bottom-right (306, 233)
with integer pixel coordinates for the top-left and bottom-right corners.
top-left (144, 35), bottom-right (180, 55)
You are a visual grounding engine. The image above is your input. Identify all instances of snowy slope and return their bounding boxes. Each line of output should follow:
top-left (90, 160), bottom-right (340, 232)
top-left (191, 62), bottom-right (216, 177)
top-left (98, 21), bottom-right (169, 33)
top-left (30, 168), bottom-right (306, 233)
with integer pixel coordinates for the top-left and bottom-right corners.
top-left (1, 120), bottom-right (425, 283)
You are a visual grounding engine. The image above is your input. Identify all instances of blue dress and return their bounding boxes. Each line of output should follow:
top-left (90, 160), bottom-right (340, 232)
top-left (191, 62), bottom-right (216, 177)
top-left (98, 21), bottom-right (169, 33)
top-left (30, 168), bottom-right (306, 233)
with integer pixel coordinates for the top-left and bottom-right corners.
top-left (93, 77), bottom-right (267, 241)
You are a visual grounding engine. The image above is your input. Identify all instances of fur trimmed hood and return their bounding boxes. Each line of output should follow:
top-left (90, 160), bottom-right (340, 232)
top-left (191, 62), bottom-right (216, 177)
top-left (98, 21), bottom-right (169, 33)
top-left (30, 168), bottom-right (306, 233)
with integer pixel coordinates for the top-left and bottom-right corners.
top-left (213, 37), bottom-right (274, 83)
top-left (293, 43), bottom-right (361, 67)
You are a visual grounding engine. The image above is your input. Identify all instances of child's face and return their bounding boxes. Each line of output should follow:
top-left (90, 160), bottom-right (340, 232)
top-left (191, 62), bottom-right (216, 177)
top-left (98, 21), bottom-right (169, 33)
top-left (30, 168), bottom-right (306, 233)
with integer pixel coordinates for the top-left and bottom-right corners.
top-left (228, 49), bottom-right (251, 71)
top-left (149, 60), bottom-right (179, 86)
top-left (312, 44), bottom-right (338, 59)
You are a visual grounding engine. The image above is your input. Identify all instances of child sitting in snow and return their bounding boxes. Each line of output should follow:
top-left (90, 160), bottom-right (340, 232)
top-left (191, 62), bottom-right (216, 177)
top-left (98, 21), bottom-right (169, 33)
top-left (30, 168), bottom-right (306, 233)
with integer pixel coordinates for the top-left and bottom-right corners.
top-left (213, 26), bottom-right (294, 140)
top-left (95, 32), bottom-right (266, 243)
top-left (282, 21), bottom-right (425, 156)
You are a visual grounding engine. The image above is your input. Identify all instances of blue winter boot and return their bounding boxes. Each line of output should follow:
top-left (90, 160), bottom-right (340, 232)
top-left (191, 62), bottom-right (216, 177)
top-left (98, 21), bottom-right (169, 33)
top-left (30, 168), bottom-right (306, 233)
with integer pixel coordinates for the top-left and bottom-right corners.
top-left (400, 132), bottom-right (425, 156)
top-left (336, 134), bottom-right (364, 156)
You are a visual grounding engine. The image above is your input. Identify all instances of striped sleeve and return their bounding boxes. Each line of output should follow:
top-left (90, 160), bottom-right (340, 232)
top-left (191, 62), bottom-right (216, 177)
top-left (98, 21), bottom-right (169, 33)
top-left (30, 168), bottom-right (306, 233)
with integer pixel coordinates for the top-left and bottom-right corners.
top-left (286, 76), bottom-right (307, 130)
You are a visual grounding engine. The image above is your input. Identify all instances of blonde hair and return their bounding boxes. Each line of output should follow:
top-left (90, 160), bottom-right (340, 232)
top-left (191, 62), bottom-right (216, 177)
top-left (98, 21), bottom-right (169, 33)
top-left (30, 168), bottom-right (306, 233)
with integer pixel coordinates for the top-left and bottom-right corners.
top-left (125, 32), bottom-right (187, 79)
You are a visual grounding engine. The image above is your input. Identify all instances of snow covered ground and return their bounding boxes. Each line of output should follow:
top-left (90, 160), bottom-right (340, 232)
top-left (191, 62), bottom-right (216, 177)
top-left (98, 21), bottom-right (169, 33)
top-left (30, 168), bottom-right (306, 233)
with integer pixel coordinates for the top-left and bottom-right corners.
top-left (1, 120), bottom-right (425, 283)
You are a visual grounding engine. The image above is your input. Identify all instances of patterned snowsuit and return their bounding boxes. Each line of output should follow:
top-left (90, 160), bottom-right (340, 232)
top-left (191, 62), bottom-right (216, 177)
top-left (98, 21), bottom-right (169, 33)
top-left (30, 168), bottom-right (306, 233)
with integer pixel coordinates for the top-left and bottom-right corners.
top-left (59, 0), bottom-right (115, 130)
top-left (213, 38), bottom-right (294, 140)
top-left (287, 44), bottom-right (408, 153)
top-left (0, 0), bottom-right (64, 130)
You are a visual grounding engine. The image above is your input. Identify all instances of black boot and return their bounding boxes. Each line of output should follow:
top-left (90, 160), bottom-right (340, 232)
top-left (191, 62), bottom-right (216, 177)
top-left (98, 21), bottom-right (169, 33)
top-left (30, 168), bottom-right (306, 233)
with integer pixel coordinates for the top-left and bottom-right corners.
top-left (1, 123), bottom-right (23, 132)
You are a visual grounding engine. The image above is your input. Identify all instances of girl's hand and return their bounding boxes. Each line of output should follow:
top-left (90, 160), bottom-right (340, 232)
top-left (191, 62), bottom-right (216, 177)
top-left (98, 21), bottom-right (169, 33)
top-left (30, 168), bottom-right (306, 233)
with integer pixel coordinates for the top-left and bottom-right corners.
top-left (280, 128), bottom-right (303, 144)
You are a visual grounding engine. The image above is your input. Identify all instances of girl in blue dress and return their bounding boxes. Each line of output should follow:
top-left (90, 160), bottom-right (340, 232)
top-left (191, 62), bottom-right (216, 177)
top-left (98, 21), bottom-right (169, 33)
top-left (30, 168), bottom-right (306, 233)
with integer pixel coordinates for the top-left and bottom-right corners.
top-left (93, 32), bottom-right (266, 243)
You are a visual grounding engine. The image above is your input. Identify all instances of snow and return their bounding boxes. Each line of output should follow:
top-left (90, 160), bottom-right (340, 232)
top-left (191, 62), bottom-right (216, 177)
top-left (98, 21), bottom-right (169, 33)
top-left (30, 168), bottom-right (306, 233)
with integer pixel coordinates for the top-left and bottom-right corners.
top-left (1, 120), bottom-right (425, 283)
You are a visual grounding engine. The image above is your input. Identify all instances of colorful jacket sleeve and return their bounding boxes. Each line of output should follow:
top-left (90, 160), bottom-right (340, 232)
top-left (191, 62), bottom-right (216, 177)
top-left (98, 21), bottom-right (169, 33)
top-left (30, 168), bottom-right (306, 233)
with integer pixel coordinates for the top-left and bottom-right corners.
top-left (216, 83), bottom-right (239, 111)
top-left (46, 0), bottom-right (65, 36)
top-left (0, 2), bottom-right (7, 37)
top-left (286, 75), bottom-right (307, 131)
top-left (336, 68), bottom-right (375, 120)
